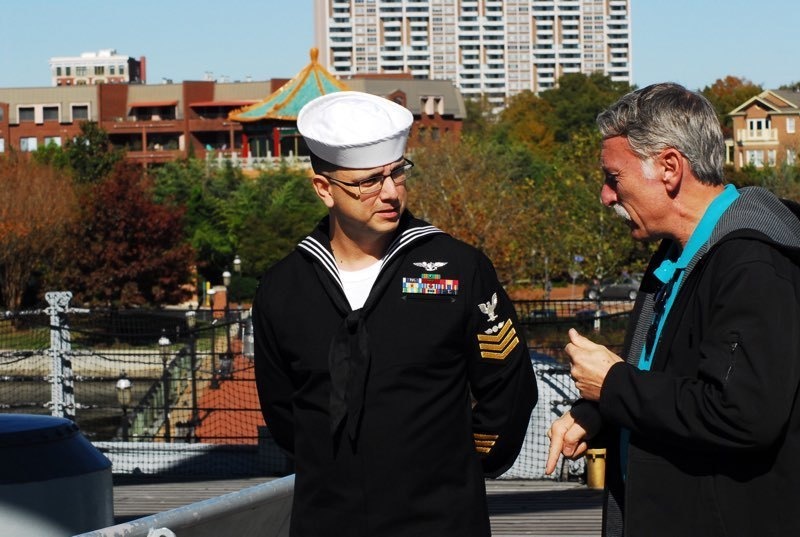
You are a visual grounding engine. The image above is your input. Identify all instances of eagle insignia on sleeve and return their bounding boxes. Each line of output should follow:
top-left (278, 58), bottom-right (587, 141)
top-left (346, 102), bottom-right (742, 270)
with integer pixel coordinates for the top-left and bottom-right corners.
top-left (478, 292), bottom-right (498, 322)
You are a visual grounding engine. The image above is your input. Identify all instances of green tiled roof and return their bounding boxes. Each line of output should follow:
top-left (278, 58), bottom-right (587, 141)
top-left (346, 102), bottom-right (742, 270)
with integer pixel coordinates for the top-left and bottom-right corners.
top-left (230, 48), bottom-right (349, 122)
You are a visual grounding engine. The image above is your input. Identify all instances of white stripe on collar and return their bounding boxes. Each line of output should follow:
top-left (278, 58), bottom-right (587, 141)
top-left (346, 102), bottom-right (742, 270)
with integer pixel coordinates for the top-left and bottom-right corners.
top-left (299, 224), bottom-right (443, 287)
top-left (298, 237), bottom-right (342, 286)
top-left (382, 225), bottom-right (443, 268)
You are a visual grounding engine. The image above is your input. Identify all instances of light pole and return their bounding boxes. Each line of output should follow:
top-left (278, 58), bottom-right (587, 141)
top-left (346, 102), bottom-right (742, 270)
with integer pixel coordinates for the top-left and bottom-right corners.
top-left (185, 310), bottom-right (198, 441)
top-left (221, 270), bottom-right (233, 381)
top-left (208, 288), bottom-right (219, 389)
top-left (159, 332), bottom-right (172, 442)
top-left (115, 371), bottom-right (132, 441)
top-left (233, 255), bottom-right (242, 307)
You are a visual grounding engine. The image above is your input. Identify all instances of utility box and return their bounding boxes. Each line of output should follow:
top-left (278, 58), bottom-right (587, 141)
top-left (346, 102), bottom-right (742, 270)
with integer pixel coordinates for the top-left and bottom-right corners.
top-left (0, 414), bottom-right (113, 536)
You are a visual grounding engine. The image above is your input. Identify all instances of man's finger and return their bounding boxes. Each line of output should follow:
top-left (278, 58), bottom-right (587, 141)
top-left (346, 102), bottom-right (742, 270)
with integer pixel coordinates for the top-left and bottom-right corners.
top-left (545, 428), bottom-right (563, 475)
top-left (568, 328), bottom-right (598, 348)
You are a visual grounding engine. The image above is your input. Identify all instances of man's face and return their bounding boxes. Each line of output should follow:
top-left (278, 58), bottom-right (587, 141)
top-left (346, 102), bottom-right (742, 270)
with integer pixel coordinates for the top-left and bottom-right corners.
top-left (323, 158), bottom-right (408, 239)
top-left (600, 136), bottom-right (667, 242)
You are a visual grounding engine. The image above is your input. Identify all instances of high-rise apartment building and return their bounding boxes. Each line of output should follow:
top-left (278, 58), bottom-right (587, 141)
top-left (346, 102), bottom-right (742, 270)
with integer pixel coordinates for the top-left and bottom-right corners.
top-left (314, 0), bottom-right (632, 108)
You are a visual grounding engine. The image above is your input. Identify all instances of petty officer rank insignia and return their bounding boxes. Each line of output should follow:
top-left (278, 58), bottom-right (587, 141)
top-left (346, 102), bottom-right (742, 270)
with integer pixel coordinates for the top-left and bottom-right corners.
top-left (476, 292), bottom-right (520, 360)
top-left (402, 264), bottom-right (459, 296)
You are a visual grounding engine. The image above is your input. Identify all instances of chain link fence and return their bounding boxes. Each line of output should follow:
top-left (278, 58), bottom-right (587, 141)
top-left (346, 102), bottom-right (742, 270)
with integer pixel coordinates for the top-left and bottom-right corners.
top-left (0, 292), bottom-right (631, 480)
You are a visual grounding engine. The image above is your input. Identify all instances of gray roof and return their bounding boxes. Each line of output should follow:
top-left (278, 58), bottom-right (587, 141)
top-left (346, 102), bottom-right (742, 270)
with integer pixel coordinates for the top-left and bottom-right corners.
top-left (343, 78), bottom-right (466, 119)
top-left (769, 89), bottom-right (800, 109)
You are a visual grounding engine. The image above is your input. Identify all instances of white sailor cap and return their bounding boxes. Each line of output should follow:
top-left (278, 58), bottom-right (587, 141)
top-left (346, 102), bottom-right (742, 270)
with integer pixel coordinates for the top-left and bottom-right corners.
top-left (297, 91), bottom-right (414, 169)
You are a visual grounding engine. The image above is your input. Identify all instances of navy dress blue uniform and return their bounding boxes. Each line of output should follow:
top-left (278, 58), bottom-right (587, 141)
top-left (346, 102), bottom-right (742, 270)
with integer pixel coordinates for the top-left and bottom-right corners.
top-left (254, 213), bottom-right (537, 537)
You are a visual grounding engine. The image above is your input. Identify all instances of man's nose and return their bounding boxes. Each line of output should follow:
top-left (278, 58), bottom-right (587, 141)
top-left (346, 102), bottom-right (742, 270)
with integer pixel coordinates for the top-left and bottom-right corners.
top-left (600, 183), bottom-right (617, 207)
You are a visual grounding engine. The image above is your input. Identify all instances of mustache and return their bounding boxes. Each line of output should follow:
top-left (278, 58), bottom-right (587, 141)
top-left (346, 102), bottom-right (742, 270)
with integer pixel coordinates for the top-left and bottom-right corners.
top-left (611, 203), bottom-right (632, 221)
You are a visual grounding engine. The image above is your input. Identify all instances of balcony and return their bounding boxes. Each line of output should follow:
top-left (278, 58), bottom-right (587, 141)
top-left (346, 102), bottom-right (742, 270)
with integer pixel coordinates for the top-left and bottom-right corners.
top-left (737, 128), bottom-right (779, 144)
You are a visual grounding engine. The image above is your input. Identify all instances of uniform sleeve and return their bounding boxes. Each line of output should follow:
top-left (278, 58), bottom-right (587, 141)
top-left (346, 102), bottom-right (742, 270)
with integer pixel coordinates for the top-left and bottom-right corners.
top-left (599, 240), bottom-right (800, 451)
top-left (467, 251), bottom-right (538, 477)
top-left (253, 279), bottom-right (296, 455)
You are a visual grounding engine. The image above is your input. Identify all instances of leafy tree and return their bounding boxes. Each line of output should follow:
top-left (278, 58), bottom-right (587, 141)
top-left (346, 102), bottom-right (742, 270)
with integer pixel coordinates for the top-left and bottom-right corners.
top-left (235, 166), bottom-right (327, 276)
top-left (152, 159), bottom-right (324, 287)
top-left (539, 73), bottom-right (631, 142)
top-left (462, 95), bottom-right (496, 138)
top-left (153, 159), bottom-right (243, 282)
top-left (536, 130), bottom-right (653, 282)
top-left (52, 164), bottom-right (195, 307)
top-left (64, 121), bottom-right (124, 184)
top-left (701, 76), bottom-right (762, 137)
top-left (495, 91), bottom-right (556, 158)
top-left (409, 136), bottom-right (551, 283)
top-left (32, 141), bottom-right (71, 171)
top-left (0, 155), bottom-right (77, 309)
top-left (779, 81), bottom-right (800, 92)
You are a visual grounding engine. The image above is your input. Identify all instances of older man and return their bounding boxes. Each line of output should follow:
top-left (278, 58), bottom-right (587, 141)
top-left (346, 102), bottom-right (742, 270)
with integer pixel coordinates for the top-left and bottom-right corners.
top-left (547, 83), bottom-right (800, 536)
top-left (254, 91), bottom-right (536, 537)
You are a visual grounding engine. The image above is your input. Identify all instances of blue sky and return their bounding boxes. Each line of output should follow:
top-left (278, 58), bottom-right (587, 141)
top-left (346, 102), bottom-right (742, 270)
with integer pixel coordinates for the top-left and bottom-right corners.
top-left (2, 0), bottom-right (797, 91)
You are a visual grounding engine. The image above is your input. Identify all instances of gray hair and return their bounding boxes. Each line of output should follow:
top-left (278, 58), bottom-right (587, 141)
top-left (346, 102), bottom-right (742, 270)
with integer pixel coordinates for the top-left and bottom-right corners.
top-left (596, 83), bottom-right (725, 185)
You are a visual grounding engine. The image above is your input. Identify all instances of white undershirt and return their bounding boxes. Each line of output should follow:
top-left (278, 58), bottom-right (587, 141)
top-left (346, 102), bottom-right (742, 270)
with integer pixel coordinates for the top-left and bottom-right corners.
top-left (339, 260), bottom-right (382, 310)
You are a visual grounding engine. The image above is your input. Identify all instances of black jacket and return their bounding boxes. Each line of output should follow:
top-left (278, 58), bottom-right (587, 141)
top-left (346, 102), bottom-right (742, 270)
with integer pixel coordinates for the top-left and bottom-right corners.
top-left (573, 187), bottom-right (800, 537)
top-left (254, 213), bottom-right (536, 537)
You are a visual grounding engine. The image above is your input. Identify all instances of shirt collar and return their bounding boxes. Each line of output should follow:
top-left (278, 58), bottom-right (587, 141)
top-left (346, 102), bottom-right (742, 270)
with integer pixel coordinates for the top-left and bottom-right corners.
top-left (654, 184), bottom-right (740, 284)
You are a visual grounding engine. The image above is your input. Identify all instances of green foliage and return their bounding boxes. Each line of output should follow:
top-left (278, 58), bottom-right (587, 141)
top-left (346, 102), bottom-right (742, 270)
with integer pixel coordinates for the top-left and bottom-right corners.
top-left (493, 73), bottom-right (630, 157)
top-left (64, 122), bottom-right (124, 184)
top-left (538, 73), bottom-right (632, 143)
top-left (31, 141), bottom-right (71, 170)
top-left (727, 162), bottom-right (800, 200)
top-left (462, 95), bottom-right (496, 138)
top-left (151, 160), bottom-right (325, 289)
top-left (236, 166), bottom-right (327, 276)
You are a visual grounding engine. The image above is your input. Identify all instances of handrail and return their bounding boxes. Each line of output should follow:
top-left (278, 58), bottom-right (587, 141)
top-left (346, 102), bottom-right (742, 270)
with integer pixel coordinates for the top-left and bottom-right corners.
top-left (73, 474), bottom-right (294, 537)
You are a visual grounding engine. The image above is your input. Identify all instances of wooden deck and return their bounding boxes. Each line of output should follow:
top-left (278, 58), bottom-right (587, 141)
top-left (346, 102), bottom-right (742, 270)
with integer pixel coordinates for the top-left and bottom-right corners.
top-left (112, 476), bottom-right (602, 536)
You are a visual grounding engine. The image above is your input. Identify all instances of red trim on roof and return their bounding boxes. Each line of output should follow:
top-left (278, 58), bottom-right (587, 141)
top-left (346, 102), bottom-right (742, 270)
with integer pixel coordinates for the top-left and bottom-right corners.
top-left (129, 101), bottom-right (178, 108)
top-left (190, 100), bottom-right (256, 107)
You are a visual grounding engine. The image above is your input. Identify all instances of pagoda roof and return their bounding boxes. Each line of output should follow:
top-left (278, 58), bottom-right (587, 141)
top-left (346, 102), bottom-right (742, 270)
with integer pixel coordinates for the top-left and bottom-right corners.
top-left (229, 48), bottom-right (349, 122)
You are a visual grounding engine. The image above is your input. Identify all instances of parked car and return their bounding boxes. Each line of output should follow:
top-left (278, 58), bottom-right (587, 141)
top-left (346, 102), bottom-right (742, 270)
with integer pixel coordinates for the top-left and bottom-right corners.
top-left (584, 274), bottom-right (641, 301)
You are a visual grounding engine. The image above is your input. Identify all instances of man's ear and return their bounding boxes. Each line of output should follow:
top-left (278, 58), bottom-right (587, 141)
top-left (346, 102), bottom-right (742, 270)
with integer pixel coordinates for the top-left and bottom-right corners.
top-left (311, 174), bottom-right (335, 208)
top-left (659, 148), bottom-right (684, 196)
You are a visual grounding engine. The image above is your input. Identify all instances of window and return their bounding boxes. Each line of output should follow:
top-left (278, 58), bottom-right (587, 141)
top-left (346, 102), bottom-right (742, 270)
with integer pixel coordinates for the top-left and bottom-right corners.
top-left (788, 149), bottom-right (796, 165)
top-left (94, 66), bottom-right (105, 75)
top-left (43, 106), bottom-right (59, 122)
top-left (72, 104), bottom-right (89, 121)
top-left (119, 65), bottom-right (125, 75)
top-left (56, 67), bottom-right (62, 76)
top-left (748, 118), bottom-right (770, 132)
top-left (19, 137), bottom-right (37, 152)
top-left (66, 66), bottom-right (71, 76)
top-left (0, 138), bottom-right (4, 153)
top-left (746, 149), bottom-right (764, 167)
top-left (768, 149), bottom-right (777, 166)
top-left (44, 136), bottom-right (62, 147)
top-left (76, 66), bottom-right (87, 76)
top-left (19, 107), bottom-right (34, 122)
top-left (109, 65), bottom-right (116, 75)
top-left (788, 117), bottom-right (796, 134)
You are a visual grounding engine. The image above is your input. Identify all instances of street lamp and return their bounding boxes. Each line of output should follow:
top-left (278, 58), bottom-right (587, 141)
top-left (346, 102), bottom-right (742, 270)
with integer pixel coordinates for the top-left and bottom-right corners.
top-left (185, 310), bottom-right (198, 441)
top-left (208, 288), bottom-right (219, 389)
top-left (159, 332), bottom-right (172, 442)
top-left (232, 256), bottom-right (242, 306)
top-left (115, 371), bottom-right (132, 441)
top-left (220, 270), bottom-right (233, 381)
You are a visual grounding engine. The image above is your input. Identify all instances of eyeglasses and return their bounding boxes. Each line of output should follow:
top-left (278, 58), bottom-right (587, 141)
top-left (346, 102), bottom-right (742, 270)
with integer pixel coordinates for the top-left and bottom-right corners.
top-left (321, 158), bottom-right (414, 198)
